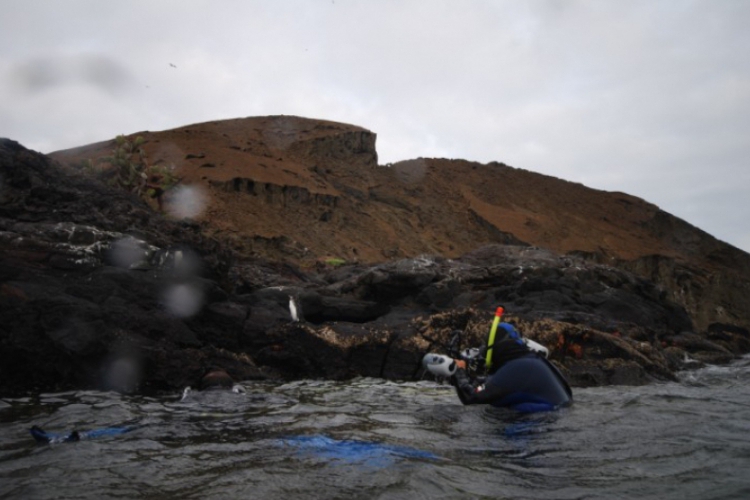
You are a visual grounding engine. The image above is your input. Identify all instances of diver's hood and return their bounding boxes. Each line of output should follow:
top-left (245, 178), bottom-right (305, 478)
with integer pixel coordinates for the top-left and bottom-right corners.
top-left (485, 322), bottom-right (526, 372)
top-left (493, 322), bottom-right (521, 342)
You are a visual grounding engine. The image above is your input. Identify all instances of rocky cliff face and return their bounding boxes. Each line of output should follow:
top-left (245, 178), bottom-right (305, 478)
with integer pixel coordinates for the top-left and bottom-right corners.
top-left (51, 117), bottom-right (750, 336)
top-left (1, 115), bottom-right (749, 396)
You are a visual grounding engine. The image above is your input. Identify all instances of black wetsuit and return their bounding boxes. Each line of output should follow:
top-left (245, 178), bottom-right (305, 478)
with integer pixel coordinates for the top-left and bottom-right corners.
top-left (452, 339), bottom-right (572, 412)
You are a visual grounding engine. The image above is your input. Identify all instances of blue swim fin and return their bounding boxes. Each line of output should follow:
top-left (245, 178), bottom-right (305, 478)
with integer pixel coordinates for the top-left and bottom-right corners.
top-left (29, 425), bottom-right (79, 443)
top-left (30, 424), bottom-right (137, 444)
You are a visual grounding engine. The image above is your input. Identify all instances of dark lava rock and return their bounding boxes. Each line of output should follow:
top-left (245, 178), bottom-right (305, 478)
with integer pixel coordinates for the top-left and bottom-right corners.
top-left (0, 139), bottom-right (264, 395)
top-left (2, 138), bottom-right (750, 396)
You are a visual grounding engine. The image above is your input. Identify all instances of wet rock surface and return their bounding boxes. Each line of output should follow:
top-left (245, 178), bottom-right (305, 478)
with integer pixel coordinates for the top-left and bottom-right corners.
top-left (2, 137), bottom-right (750, 396)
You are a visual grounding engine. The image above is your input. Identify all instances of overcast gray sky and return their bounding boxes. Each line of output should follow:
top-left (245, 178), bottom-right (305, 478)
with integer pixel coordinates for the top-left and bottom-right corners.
top-left (2, 1), bottom-right (749, 253)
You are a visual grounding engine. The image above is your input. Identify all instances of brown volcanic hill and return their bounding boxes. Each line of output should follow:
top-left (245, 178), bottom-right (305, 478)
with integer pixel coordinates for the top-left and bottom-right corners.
top-left (51, 115), bottom-right (750, 333)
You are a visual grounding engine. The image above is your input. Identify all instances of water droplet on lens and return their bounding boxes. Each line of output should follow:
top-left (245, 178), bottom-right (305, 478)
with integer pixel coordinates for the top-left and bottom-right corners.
top-left (110, 236), bottom-right (148, 269)
top-left (166, 185), bottom-right (207, 220)
top-left (163, 283), bottom-right (204, 318)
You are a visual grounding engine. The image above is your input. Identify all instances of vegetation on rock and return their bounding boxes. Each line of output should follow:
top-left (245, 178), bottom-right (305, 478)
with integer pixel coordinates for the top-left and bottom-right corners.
top-left (81, 135), bottom-right (179, 211)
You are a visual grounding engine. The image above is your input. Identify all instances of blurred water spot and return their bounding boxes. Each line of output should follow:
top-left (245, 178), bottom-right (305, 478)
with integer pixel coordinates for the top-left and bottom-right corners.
top-left (151, 142), bottom-right (184, 167)
top-left (158, 247), bottom-right (202, 277)
top-left (109, 236), bottom-right (149, 269)
top-left (10, 54), bottom-right (134, 95)
top-left (166, 185), bottom-right (207, 220)
top-left (262, 116), bottom-right (304, 151)
top-left (102, 355), bottom-right (142, 393)
top-left (393, 159), bottom-right (427, 184)
top-left (162, 283), bottom-right (204, 318)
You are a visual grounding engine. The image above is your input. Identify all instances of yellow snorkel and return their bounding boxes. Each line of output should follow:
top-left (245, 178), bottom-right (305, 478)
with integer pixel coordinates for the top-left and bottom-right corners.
top-left (485, 306), bottom-right (505, 369)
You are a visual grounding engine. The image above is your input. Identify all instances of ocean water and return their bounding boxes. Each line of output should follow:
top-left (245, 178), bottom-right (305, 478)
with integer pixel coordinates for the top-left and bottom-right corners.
top-left (2, 357), bottom-right (750, 500)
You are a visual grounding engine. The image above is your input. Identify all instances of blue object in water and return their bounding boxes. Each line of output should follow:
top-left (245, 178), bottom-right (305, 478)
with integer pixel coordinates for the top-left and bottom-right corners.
top-left (280, 434), bottom-right (440, 466)
top-left (30, 425), bottom-right (139, 444)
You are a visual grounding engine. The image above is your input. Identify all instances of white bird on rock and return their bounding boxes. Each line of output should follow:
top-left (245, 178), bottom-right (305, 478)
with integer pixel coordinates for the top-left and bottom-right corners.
top-left (289, 295), bottom-right (300, 322)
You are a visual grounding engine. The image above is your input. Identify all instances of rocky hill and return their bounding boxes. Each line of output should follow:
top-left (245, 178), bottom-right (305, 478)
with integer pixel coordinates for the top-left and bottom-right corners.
top-left (51, 116), bottom-right (750, 333)
top-left (0, 115), bottom-right (748, 396)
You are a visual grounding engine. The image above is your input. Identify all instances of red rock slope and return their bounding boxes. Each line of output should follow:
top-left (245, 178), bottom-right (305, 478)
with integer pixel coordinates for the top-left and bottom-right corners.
top-left (51, 115), bottom-right (750, 332)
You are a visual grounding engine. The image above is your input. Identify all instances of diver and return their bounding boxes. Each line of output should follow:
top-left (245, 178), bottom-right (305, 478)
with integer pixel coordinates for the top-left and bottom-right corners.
top-left (199, 367), bottom-right (236, 390)
top-left (180, 366), bottom-right (247, 401)
top-left (30, 367), bottom-right (246, 444)
top-left (423, 308), bottom-right (572, 412)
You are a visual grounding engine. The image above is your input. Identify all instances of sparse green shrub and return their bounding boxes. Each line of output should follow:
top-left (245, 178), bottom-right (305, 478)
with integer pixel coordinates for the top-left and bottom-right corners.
top-left (83, 135), bottom-right (179, 210)
top-left (324, 257), bottom-right (347, 267)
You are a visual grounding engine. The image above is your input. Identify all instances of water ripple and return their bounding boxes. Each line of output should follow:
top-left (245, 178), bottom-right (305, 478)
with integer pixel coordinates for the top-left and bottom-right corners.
top-left (2, 362), bottom-right (750, 499)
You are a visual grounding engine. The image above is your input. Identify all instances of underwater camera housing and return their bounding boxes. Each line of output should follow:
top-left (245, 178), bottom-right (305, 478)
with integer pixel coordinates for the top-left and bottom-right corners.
top-left (421, 353), bottom-right (457, 377)
top-left (423, 326), bottom-right (550, 379)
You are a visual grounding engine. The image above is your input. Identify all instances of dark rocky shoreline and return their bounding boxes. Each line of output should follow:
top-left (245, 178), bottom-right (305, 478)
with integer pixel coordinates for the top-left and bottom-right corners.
top-left (1, 138), bottom-right (749, 397)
